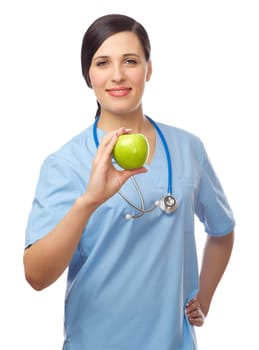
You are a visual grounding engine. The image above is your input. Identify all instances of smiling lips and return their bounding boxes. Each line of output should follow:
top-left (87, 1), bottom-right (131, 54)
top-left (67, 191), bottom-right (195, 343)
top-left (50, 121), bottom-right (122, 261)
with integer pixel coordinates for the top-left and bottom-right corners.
top-left (106, 87), bottom-right (131, 97)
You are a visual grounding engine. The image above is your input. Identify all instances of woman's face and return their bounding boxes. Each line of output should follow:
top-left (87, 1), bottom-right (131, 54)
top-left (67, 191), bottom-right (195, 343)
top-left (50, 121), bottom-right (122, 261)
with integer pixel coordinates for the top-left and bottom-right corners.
top-left (89, 31), bottom-right (152, 116)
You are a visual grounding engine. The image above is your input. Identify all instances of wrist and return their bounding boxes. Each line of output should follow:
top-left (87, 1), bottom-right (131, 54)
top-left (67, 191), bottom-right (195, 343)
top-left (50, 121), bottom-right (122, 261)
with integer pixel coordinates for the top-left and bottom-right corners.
top-left (75, 194), bottom-right (99, 213)
top-left (197, 294), bottom-right (211, 317)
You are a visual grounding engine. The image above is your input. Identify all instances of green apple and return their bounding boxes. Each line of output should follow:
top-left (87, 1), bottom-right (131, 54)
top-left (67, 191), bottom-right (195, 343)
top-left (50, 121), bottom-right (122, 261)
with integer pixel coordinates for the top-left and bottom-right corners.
top-left (113, 133), bottom-right (149, 169)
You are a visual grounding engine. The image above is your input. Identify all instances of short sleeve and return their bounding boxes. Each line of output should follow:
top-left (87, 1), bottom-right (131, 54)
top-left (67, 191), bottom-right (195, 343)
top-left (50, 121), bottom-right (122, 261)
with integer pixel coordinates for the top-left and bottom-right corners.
top-left (25, 154), bottom-right (83, 247)
top-left (195, 143), bottom-right (235, 236)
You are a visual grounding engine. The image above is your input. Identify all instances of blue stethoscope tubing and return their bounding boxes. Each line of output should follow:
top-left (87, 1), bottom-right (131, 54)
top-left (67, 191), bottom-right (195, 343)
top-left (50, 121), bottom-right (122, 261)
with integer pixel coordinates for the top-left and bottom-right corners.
top-left (146, 116), bottom-right (172, 195)
top-left (93, 115), bottom-right (177, 218)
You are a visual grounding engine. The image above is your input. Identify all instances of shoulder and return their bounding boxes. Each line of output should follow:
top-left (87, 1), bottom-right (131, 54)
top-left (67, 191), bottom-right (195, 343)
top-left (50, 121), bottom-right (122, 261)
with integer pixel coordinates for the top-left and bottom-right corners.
top-left (155, 121), bottom-right (204, 150)
top-left (156, 121), bottom-right (200, 140)
top-left (40, 124), bottom-right (94, 176)
top-left (55, 126), bottom-right (92, 157)
top-left (150, 119), bottom-right (208, 167)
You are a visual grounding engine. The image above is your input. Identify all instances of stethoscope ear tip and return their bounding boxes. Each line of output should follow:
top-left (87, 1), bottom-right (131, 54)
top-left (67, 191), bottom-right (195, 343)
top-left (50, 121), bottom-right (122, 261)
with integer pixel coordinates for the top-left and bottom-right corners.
top-left (125, 214), bottom-right (132, 220)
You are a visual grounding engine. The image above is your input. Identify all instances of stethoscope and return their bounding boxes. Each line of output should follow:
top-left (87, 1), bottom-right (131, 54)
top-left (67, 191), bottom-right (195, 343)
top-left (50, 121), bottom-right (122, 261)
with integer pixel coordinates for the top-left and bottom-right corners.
top-left (93, 115), bottom-right (178, 220)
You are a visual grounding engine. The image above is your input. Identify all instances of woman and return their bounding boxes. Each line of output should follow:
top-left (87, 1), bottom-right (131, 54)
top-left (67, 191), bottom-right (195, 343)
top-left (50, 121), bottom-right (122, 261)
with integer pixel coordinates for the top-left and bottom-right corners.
top-left (23, 14), bottom-right (235, 349)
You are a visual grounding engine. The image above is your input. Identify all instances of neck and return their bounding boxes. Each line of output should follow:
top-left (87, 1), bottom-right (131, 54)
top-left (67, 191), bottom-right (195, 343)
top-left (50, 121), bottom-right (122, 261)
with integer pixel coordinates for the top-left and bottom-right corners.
top-left (97, 111), bottom-right (150, 134)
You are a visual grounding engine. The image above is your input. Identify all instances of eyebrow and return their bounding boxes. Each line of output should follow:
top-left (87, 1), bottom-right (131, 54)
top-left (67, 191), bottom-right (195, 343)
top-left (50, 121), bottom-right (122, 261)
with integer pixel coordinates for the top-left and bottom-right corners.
top-left (93, 53), bottom-right (141, 61)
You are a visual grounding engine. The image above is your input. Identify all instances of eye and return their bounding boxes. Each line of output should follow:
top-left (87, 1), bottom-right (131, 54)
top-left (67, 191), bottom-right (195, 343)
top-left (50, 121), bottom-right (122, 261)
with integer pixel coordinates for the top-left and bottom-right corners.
top-left (125, 59), bottom-right (137, 65)
top-left (96, 60), bottom-right (109, 67)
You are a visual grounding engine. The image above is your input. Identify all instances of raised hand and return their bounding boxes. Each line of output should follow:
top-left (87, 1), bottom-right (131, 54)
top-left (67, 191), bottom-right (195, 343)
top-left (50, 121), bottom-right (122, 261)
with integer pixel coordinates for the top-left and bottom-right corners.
top-left (83, 127), bottom-right (147, 207)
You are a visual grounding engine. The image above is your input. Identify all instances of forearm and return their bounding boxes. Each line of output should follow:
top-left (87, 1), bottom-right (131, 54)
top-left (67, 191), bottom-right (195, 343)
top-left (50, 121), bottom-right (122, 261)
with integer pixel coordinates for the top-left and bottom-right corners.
top-left (197, 231), bottom-right (234, 316)
top-left (23, 196), bottom-right (97, 290)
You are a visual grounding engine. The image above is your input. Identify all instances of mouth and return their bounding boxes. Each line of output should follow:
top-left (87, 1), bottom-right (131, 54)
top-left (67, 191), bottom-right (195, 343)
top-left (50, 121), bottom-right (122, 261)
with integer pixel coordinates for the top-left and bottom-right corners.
top-left (106, 87), bottom-right (132, 97)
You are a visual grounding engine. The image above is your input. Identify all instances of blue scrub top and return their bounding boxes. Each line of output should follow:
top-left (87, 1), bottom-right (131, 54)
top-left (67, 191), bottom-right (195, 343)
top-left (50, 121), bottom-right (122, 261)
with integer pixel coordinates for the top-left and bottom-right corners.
top-left (25, 120), bottom-right (235, 350)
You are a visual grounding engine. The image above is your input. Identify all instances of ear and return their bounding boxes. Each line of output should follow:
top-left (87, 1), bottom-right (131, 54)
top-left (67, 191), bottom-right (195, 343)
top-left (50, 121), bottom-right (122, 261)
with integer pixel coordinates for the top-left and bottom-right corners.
top-left (146, 60), bottom-right (152, 82)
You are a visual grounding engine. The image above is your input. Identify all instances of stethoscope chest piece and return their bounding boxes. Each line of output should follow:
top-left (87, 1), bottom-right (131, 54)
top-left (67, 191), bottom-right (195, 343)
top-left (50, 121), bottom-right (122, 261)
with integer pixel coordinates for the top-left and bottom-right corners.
top-left (156, 195), bottom-right (178, 214)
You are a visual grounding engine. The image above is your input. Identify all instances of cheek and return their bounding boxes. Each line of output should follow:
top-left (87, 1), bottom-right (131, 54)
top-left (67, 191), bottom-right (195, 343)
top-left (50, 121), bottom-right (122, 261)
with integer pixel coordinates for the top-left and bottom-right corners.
top-left (89, 69), bottom-right (107, 89)
top-left (130, 70), bottom-right (147, 87)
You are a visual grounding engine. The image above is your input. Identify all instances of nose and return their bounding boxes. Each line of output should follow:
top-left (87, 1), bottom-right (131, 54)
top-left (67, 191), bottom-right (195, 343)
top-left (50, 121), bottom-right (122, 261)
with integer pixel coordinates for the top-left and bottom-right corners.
top-left (111, 64), bottom-right (125, 83)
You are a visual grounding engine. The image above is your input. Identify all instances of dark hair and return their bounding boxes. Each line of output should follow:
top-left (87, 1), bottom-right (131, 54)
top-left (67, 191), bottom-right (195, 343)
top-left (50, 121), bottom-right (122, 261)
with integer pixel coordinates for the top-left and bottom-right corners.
top-left (81, 14), bottom-right (151, 117)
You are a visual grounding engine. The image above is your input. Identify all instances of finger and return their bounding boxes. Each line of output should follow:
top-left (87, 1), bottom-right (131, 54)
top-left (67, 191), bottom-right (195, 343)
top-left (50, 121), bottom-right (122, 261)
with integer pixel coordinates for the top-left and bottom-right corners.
top-left (189, 312), bottom-right (205, 326)
top-left (95, 128), bottom-right (132, 163)
top-left (186, 303), bottom-right (205, 327)
top-left (185, 297), bottom-right (197, 306)
top-left (188, 315), bottom-right (204, 327)
top-left (185, 299), bottom-right (199, 313)
top-left (187, 309), bottom-right (202, 318)
top-left (98, 127), bottom-right (132, 151)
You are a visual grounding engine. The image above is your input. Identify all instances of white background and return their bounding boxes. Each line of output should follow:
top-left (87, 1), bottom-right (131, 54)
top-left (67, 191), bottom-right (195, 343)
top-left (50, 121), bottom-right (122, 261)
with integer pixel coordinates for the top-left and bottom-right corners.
top-left (1, 0), bottom-right (258, 349)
